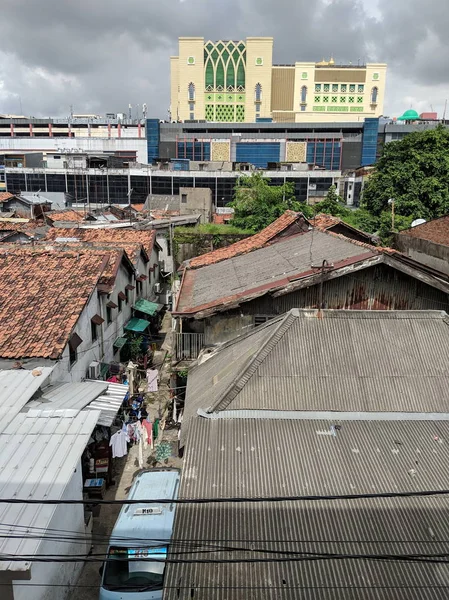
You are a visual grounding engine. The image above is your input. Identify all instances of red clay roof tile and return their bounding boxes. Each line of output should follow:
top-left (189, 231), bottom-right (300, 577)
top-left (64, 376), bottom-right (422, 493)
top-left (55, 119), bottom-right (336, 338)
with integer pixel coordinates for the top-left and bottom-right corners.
top-left (400, 216), bottom-right (449, 247)
top-left (0, 248), bottom-right (109, 359)
top-left (187, 211), bottom-right (305, 270)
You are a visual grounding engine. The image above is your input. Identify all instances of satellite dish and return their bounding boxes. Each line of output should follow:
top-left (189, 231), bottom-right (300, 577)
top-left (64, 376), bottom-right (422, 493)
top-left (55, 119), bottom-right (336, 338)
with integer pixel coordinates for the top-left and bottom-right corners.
top-left (411, 218), bottom-right (426, 227)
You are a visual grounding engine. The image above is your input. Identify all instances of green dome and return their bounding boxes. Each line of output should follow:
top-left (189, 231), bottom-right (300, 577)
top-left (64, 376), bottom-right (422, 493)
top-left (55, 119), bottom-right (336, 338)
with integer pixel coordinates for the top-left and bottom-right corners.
top-left (398, 109), bottom-right (420, 121)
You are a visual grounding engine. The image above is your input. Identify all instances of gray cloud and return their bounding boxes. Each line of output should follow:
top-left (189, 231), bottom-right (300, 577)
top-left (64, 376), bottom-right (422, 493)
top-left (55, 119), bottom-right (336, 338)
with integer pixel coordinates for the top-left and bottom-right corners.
top-left (0, 0), bottom-right (447, 118)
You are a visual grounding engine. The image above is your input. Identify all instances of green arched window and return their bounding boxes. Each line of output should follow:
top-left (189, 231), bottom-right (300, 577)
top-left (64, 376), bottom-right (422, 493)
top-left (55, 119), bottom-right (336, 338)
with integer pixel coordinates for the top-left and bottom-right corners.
top-left (237, 59), bottom-right (245, 88)
top-left (226, 60), bottom-right (235, 89)
top-left (205, 59), bottom-right (214, 88)
top-left (216, 59), bottom-right (225, 89)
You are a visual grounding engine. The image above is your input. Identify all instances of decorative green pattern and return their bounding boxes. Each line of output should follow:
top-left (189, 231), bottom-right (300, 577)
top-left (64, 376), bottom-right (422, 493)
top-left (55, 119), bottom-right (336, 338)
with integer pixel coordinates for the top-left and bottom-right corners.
top-left (313, 106), bottom-right (326, 111)
top-left (187, 56), bottom-right (195, 65)
top-left (204, 40), bottom-right (246, 92)
top-left (255, 57), bottom-right (263, 65)
top-left (215, 104), bottom-right (235, 121)
top-left (357, 96), bottom-right (363, 103)
top-left (373, 73), bottom-right (379, 80)
top-left (323, 96), bottom-right (329, 103)
top-left (350, 106), bottom-right (364, 112)
top-left (301, 72), bottom-right (308, 79)
top-left (314, 96), bottom-right (321, 102)
top-left (327, 106), bottom-right (349, 111)
top-left (348, 96), bottom-right (354, 103)
top-left (205, 105), bottom-right (214, 120)
top-left (340, 96), bottom-right (346, 103)
top-left (236, 105), bottom-right (245, 122)
top-left (331, 96), bottom-right (337, 103)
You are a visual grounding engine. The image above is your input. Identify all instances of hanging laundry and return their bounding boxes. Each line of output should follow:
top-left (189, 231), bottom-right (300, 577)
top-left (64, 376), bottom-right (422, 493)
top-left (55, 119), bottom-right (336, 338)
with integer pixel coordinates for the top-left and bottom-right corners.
top-left (146, 369), bottom-right (159, 392)
top-left (109, 430), bottom-right (128, 458)
top-left (143, 419), bottom-right (153, 449)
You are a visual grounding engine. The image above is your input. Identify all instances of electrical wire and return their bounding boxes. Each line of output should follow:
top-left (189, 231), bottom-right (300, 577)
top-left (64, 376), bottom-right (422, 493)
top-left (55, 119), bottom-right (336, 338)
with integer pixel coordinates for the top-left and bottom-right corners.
top-left (1, 487), bottom-right (449, 505)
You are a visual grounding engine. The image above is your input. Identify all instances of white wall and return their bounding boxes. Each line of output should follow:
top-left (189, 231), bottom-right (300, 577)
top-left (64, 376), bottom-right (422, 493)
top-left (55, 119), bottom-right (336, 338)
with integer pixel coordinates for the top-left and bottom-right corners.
top-left (0, 137), bottom-right (148, 164)
top-left (13, 462), bottom-right (86, 600)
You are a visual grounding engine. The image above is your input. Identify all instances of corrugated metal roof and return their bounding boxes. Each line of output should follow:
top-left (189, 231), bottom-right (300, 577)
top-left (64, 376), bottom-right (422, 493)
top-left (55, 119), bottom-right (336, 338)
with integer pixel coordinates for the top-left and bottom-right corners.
top-left (83, 381), bottom-right (128, 426)
top-left (165, 418), bottom-right (449, 599)
top-left (182, 310), bottom-right (449, 445)
top-left (25, 380), bottom-right (108, 413)
top-left (0, 411), bottom-right (100, 572)
top-left (176, 230), bottom-right (375, 313)
top-left (0, 368), bottom-right (54, 433)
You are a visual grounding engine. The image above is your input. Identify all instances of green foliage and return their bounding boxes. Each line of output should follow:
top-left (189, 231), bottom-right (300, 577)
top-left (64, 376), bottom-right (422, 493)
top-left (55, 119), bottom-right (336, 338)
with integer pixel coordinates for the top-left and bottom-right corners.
top-left (362, 126), bottom-right (449, 219)
top-left (175, 223), bottom-right (252, 236)
top-left (128, 335), bottom-right (143, 360)
top-left (377, 212), bottom-right (414, 246)
top-left (230, 173), bottom-right (299, 232)
top-left (314, 185), bottom-right (351, 218)
top-left (341, 208), bottom-right (380, 234)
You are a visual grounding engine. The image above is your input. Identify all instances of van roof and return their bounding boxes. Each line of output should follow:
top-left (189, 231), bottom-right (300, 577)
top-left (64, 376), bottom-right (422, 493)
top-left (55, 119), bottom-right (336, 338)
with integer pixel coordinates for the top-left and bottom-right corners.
top-left (110, 468), bottom-right (180, 546)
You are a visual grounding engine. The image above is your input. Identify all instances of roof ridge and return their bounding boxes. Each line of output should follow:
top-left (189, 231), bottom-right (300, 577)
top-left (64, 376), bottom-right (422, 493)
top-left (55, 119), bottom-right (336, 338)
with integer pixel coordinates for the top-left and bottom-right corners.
top-left (207, 311), bottom-right (297, 413)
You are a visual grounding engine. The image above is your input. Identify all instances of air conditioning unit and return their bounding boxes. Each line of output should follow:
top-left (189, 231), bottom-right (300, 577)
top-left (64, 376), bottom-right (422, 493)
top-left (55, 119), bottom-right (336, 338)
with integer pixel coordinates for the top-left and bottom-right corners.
top-left (88, 361), bottom-right (100, 380)
top-left (154, 283), bottom-right (161, 294)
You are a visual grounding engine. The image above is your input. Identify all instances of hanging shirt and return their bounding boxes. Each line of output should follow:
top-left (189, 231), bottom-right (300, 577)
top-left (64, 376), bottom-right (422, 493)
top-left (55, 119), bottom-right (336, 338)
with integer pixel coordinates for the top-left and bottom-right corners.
top-left (109, 430), bottom-right (128, 458)
top-left (146, 369), bottom-right (159, 392)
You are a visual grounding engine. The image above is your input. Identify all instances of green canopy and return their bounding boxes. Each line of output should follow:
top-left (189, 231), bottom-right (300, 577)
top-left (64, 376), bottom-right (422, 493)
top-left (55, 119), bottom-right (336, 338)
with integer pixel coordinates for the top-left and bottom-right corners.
top-left (124, 318), bottom-right (151, 333)
top-left (133, 298), bottom-right (163, 317)
top-left (113, 336), bottom-right (128, 349)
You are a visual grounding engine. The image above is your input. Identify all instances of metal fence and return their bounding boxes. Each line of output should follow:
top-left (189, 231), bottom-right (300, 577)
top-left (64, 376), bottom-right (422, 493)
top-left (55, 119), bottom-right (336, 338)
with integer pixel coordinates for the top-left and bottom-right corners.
top-left (174, 333), bottom-right (205, 360)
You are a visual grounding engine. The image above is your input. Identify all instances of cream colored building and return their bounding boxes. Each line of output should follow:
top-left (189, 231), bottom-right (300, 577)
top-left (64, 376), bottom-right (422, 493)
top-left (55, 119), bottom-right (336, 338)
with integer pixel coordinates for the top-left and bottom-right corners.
top-left (170, 37), bottom-right (387, 123)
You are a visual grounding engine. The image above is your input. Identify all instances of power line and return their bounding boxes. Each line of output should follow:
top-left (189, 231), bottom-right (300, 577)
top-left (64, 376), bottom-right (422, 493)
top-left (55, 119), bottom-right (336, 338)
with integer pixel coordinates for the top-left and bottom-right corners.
top-left (1, 487), bottom-right (449, 505)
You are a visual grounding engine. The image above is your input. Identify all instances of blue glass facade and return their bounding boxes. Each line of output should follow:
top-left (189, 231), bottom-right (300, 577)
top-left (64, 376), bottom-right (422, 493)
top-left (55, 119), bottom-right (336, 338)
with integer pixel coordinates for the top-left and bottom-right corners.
top-left (361, 118), bottom-right (379, 166)
top-left (146, 119), bottom-right (160, 164)
top-left (177, 142), bottom-right (211, 161)
top-left (236, 143), bottom-right (281, 168)
top-left (306, 141), bottom-right (341, 170)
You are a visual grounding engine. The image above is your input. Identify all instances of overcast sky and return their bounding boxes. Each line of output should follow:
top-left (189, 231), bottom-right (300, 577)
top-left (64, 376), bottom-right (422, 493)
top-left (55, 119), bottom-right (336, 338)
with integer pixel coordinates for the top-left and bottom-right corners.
top-left (0, 0), bottom-right (447, 119)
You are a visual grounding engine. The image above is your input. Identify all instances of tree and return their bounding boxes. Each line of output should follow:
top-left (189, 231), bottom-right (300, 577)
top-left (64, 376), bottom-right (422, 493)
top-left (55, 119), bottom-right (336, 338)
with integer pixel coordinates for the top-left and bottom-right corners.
top-left (362, 126), bottom-right (449, 219)
top-left (314, 185), bottom-right (350, 218)
top-left (230, 173), bottom-right (312, 232)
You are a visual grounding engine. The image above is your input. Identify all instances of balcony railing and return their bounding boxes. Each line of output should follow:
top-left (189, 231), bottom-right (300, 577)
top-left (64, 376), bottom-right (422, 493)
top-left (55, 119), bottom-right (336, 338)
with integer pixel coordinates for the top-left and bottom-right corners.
top-left (174, 332), bottom-right (205, 361)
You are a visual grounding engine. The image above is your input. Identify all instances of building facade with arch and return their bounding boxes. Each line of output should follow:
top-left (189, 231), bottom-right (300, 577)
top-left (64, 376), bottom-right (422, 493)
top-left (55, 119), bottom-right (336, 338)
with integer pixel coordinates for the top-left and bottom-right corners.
top-left (170, 37), bottom-right (387, 124)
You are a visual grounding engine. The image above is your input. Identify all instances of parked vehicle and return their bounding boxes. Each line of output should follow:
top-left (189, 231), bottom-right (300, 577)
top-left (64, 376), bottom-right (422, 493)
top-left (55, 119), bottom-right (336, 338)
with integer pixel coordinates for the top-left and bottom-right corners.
top-left (99, 468), bottom-right (180, 600)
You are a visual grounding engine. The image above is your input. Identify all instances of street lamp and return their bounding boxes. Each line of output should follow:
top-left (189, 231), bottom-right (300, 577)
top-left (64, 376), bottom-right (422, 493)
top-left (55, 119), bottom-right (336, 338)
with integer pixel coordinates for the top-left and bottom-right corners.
top-left (388, 198), bottom-right (395, 230)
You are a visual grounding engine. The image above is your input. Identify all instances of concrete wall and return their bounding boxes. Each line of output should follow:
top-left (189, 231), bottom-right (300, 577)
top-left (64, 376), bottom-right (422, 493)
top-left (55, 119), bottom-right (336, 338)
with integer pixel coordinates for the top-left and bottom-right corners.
top-left (179, 187), bottom-right (212, 223)
top-left (0, 138), bottom-right (148, 164)
top-left (394, 234), bottom-right (449, 276)
top-left (13, 462), bottom-right (86, 600)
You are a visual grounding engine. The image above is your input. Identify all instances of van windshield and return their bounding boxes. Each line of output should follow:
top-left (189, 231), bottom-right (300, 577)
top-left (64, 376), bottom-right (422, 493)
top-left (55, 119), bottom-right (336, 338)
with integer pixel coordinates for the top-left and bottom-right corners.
top-left (103, 546), bottom-right (167, 592)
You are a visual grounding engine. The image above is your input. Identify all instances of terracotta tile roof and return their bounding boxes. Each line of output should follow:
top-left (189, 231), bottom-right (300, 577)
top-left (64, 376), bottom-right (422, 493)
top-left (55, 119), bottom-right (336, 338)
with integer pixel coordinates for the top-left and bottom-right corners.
top-left (44, 227), bottom-right (156, 257)
top-left (132, 204), bottom-right (145, 212)
top-left (42, 239), bottom-right (146, 269)
top-left (0, 192), bottom-right (15, 203)
top-left (186, 211), bottom-right (306, 270)
top-left (400, 216), bottom-right (449, 247)
top-left (311, 213), bottom-right (342, 230)
top-left (212, 214), bottom-right (232, 224)
top-left (47, 210), bottom-right (84, 223)
top-left (0, 249), bottom-right (109, 359)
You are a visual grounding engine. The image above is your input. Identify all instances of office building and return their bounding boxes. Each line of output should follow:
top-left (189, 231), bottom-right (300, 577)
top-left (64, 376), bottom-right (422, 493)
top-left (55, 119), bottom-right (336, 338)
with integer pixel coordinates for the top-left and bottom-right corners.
top-left (170, 37), bottom-right (387, 123)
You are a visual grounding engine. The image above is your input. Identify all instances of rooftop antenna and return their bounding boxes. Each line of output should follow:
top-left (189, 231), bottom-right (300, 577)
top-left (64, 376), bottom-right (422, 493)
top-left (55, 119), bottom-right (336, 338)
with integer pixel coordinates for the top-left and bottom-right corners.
top-left (443, 99), bottom-right (447, 121)
top-left (128, 104), bottom-right (132, 121)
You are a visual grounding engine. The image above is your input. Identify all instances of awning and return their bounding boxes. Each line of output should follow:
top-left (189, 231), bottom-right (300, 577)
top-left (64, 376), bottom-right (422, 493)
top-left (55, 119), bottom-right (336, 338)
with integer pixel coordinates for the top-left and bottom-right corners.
top-left (133, 298), bottom-right (163, 317)
top-left (124, 317), bottom-right (151, 333)
top-left (69, 333), bottom-right (83, 350)
top-left (113, 336), bottom-right (127, 349)
top-left (91, 314), bottom-right (105, 325)
top-left (118, 291), bottom-right (126, 301)
top-left (106, 300), bottom-right (118, 309)
top-left (84, 381), bottom-right (129, 427)
top-left (137, 275), bottom-right (148, 281)
top-left (125, 284), bottom-right (135, 291)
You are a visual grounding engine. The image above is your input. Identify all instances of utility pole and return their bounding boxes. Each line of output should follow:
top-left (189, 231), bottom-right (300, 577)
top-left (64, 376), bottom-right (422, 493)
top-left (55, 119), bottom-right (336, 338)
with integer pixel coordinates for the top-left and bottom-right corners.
top-left (388, 198), bottom-right (395, 231)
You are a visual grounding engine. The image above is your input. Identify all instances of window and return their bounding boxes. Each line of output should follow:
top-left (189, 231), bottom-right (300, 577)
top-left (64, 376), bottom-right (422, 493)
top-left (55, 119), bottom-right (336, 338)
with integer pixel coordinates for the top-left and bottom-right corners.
top-left (254, 315), bottom-right (276, 327)
top-left (315, 84), bottom-right (321, 92)
top-left (300, 105), bottom-right (306, 111)
top-left (255, 83), bottom-right (262, 102)
top-left (349, 84), bottom-right (355, 93)
top-left (188, 83), bottom-right (195, 101)
top-left (189, 103), bottom-right (194, 111)
top-left (136, 280), bottom-right (142, 296)
top-left (106, 306), bottom-right (112, 324)
top-left (69, 345), bottom-right (77, 366)
top-left (371, 86), bottom-right (378, 104)
top-left (358, 84), bottom-right (364, 93)
top-left (300, 86), bottom-right (307, 103)
top-left (53, 155), bottom-right (61, 160)
top-left (332, 84), bottom-right (338, 92)
top-left (69, 333), bottom-right (82, 367)
top-left (190, 113), bottom-right (194, 120)
top-left (103, 546), bottom-right (166, 593)
top-left (181, 193), bottom-right (187, 204)
top-left (323, 84), bottom-right (330, 92)
top-left (341, 84), bottom-right (347, 92)
top-left (125, 288), bottom-right (129, 304)
top-left (118, 297), bottom-right (122, 312)
top-left (91, 321), bottom-right (98, 342)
